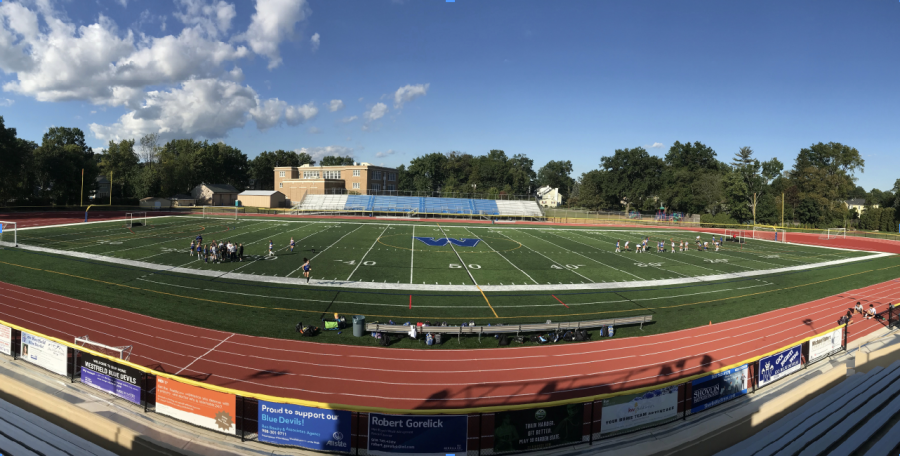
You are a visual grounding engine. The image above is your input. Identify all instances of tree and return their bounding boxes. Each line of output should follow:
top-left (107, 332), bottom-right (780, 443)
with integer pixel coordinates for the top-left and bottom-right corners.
top-left (405, 153), bottom-right (448, 194)
top-left (599, 147), bottom-right (664, 212)
top-left (33, 127), bottom-right (98, 204)
top-left (99, 139), bottom-right (139, 198)
top-left (660, 141), bottom-right (722, 214)
top-left (0, 116), bottom-right (34, 202)
top-left (139, 133), bottom-right (161, 166)
top-left (722, 170), bottom-right (752, 222)
top-left (249, 150), bottom-right (311, 190)
top-left (506, 153), bottom-right (536, 195)
top-left (568, 170), bottom-right (606, 210)
top-left (196, 142), bottom-right (250, 191)
top-left (320, 155), bottom-right (354, 166)
top-left (537, 160), bottom-right (575, 195)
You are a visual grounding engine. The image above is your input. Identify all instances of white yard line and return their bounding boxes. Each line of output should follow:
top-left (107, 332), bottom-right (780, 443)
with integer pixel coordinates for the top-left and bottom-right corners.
top-left (346, 225), bottom-right (390, 281)
top-left (410, 225), bottom-right (416, 284)
top-left (436, 224), bottom-right (480, 286)
top-left (465, 227), bottom-right (537, 284)
top-left (174, 334), bottom-right (234, 375)
top-left (286, 225), bottom-right (364, 278)
top-left (63, 217), bottom-right (232, 251)
top-left (534, 230), bottom-right (647, 280)
top-left (494, 230), bottom-right (594, 283)
top-left (218, 223), bottom-right (320, 276)
top-left (567, 230), bottom-right (716, 276)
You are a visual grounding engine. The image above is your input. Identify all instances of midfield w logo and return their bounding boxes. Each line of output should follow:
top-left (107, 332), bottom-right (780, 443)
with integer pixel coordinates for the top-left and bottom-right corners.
top-left (413, 237), bottom-right (481, 247)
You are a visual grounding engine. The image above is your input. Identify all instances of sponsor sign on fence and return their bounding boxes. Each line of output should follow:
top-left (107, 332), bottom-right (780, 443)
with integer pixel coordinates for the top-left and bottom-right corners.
top-left (368, 413), bottom-right (467, 456)
top-left (601, 385), bottom-right (679, 436)
top-left (809, 329), bottom-right (842, 361)
top-left (155, 376), bottom-right (236, 435)
top-left (0, 323), bottom-right (10, 356)
top-left (758, 345), bottom-right (802, 387)
top-left (258, 401), bottom-right (351, 452)
top-left (691, 364), bottom-right (749, 413)
top-left (79, 353), bottom-right (142, 405)
top-left (493, 404), bottom-right (584, 453)
top-left (21, 331), bottom-right (67, 376)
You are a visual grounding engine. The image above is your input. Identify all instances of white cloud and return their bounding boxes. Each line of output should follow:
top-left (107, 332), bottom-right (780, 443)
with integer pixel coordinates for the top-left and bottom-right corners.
top-left (240, 0), bottom-right (309, 69)
top-left (285, 102), bottom-right (318, 125)
top-left (174, 0), bottom-right (238, 38)
top-left (650, 142), bottom-right (664, 149)
top-left (0, 99), bottom-right (13, 107)
top-left (296, 145), bottom-right (354, 162)
top-left (358, 97), bottom-right (363, 102)
top-left (340, 115), bottom-right (357, 123)
top-left (328, 99), bottom-right (344, 112)
top-left (375, 149), bottom-right (396, 158)
top-left (117, 0), bottom-right (129, 7)
top-left (310, 32), bottom-right (320, 52)
top-left (364, 102), bottom-right (388, 121)
top-left (308, 126), bottom-right (321, 134)
top-left (393, 83), bottom-right (429, 108)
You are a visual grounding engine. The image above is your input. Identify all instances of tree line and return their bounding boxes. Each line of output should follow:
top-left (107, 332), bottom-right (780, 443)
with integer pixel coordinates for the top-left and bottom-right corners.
top-left (1, 116), bottom-right (896, 229)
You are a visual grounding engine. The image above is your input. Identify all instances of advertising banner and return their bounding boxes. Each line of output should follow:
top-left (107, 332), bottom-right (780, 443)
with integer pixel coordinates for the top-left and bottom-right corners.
top-left (690, 364), bottom-right (749, 413)
top-left (809, 329), bottom-right (842, 361)
top-left (258, 401), bottom-right (351, 452)
top-left (601, 385), bottom-right (679, 436)
top-left (80, 353), bottom-right (142, 405)
top-left (493, 404), bottom-right (583, 453)
top-left (0, 323), bottom-right (10, 356)
top-left (758, 345), bottom-right (802, 387)
top-left (368, 413), bottom-right (467, 456)
top-left (21, 331), bottom-right (68, 376)
top-left (155, 376), bottom-right (236, 435)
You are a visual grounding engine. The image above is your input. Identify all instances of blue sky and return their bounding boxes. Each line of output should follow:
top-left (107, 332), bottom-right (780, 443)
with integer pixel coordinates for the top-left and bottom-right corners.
top-left (0, 0), bottom-right (897, 191)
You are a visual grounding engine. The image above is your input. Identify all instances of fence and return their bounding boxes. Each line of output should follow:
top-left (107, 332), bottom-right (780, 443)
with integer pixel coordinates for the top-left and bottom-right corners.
top-left (0, 316), bottom-right (865, 456)
top-left (541, 208), bottom-right (701, 227)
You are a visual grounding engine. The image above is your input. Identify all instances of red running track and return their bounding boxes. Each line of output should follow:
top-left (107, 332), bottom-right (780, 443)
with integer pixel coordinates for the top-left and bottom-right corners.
top-left (1, 279), bottom-right (898, 411)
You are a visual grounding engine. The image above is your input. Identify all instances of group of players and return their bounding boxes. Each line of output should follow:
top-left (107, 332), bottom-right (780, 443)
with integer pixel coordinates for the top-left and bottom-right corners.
top-left (187, 235), bottom-right (312, 282)
top-left (615, 235), bottom-right (726, 253)
top-left (189, 235), bottom-right (244, 263)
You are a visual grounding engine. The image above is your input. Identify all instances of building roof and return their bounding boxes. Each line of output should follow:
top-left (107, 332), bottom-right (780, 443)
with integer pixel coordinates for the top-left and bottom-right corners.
top-left (140, 197), bottom-right (168, 201)
top-left (200, 183), bottom-right (238, 193)
top-left (844, 198), bottom-right (867, 206)
top-left (170, 194), bottom-right (194, 200)
top-left (239, 190), bottom-right (283, 196)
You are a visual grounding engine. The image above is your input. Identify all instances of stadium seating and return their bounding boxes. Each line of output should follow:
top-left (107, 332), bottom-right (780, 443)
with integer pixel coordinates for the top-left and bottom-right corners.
top-left (294, 194), bottom-right (543, 218)
top-left (717, 360), bottom-right (900, 456)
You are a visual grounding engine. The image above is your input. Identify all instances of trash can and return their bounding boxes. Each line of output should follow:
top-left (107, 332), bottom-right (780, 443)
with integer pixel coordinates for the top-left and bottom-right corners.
top-left (353, 315), bottom-right (366, 337)
top-left (235, 200), bottom-right (241, 207)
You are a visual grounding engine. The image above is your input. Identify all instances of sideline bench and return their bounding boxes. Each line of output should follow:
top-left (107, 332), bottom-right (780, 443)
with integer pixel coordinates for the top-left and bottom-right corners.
top-left (365, 314), bottom-right (653, 343)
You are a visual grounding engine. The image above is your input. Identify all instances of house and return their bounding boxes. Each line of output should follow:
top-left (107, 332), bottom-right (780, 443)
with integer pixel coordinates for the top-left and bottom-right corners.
top-left (139, 197), bottom-right (172, 209)
top-left (537, 186), bottom-right (563, 208)
top-left (843, 198), bottom-right (877, 214)
top-left (238, 190), bottom-right (286, 208)
top-left (170, 194), bottom-right (196, 207)
top-left (274, 163), bottom-right (399, 206)
top-left (191, 184), bottom-right (239, 206)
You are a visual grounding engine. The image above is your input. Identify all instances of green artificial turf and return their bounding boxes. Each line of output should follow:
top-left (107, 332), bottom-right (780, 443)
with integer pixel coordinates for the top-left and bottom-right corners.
top-left (1, 215), bottom-right (898, 349)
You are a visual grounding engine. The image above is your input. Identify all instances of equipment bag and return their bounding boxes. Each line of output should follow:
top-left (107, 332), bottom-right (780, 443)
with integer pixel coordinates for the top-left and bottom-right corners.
top-left (426, 333), bottom-right (434, 346)
top-left (435, 333), bottom-right (442, 345)
top-left (498, 334), bottom-right (510, 346)
top-left (380, 334), bottom-right (390, 346)
top-left (607, 326), bottom-right (615, 337)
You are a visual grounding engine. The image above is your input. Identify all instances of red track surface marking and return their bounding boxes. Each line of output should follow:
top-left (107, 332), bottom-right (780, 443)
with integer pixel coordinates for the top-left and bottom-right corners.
top-left (552, 294), bottom-right (569, 309)
top-left (1, 279), bottom-right (898, 410)
top-left (1, 211), bottom-right (183, 229)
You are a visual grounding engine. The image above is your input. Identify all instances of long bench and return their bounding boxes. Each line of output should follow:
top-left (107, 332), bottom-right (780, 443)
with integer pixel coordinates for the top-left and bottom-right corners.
top-left (365, 314), bottom-right (653, 343)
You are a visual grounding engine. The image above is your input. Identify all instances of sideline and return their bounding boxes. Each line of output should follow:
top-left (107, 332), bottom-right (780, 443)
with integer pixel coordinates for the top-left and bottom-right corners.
top-left (3, 241), bottom-right (891, 292)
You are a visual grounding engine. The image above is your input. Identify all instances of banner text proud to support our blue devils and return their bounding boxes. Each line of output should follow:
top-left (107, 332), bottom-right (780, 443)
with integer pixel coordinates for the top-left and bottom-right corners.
top-left (368, 413), bottom-right (467, 456)
top-left (258, 401), bottom-right (351, 452)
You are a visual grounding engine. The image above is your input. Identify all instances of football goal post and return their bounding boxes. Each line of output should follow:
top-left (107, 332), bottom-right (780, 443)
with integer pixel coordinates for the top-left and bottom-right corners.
top-left (75, 336), bottom-right (133, 361)
top-left (0, 221), bottom-right (16, 247)
top-left (752, 226), bottom-right (787, 243)
top-left (820, 228), bottom-right (846, 240)
top-left (203, 206), bottom-right (239, 221)
top-left (125, 212), bottom-right (147, 228)
top-left (724, 229), bottom-right (746, 244)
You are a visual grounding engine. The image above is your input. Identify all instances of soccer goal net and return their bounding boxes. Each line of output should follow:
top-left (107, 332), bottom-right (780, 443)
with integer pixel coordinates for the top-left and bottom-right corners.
top-left (752, 226), bottom-right (787, 243)
top-left (820, 228), bottom-right (846, 240)
top-left (203, 206), bottom-right (239, 221)
top-left (724, 229), bottom-right (746, 244)
top-left (75, 336), bottom-right (133, 361)
top-left (0, 221), bottom-right (16, 247)
top-left (125, 212), bottom-right (147, 228)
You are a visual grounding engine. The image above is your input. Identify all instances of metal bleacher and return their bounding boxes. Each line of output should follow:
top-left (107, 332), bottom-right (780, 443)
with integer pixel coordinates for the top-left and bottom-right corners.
top-left (292, 194), bottom-right (544, 220)
top-left (717, 360), bottom-right (900, 456)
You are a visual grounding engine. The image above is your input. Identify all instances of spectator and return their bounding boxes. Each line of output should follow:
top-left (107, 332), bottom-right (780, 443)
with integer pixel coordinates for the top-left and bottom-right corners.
top-left (866, 304), bottom-right (876, 320)
top-left (855, 302), bottom-right (864, 314)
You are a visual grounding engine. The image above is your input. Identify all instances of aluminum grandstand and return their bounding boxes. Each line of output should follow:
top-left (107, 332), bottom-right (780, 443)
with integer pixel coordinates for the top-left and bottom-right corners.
top-left (291, 194), bottom-right (546, 220)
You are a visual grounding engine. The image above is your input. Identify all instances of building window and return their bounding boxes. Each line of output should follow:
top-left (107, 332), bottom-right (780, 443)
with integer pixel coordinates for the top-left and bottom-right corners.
top-left (371, 183), bottom-right (382, 191)
top-left (303, 171), bottom-right (320, 179)
top-left (353, 169), bottom-right (360, 177)
top-left (386, 184), bottom-right (396, 191)
top-left (373, 171), bottom-right (382, 180)
top-left (279, 182), bottom-right (283, 188)
top-left (352, 182), bottom-right (360, 189)
top-left (388, 173), bottom-right (396, 181)
top-left (279, 171), bottom-right (285, 177)
top-left (324, 170), bottom-right (341, 179)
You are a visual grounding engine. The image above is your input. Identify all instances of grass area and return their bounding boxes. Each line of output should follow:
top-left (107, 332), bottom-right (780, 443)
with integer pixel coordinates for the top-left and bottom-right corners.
top-left (1, 224), bottom-right (898, 349)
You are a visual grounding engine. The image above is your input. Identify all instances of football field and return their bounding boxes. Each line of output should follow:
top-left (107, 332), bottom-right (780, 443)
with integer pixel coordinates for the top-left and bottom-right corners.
top-left (13, 214), bottom-right (871, 289)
